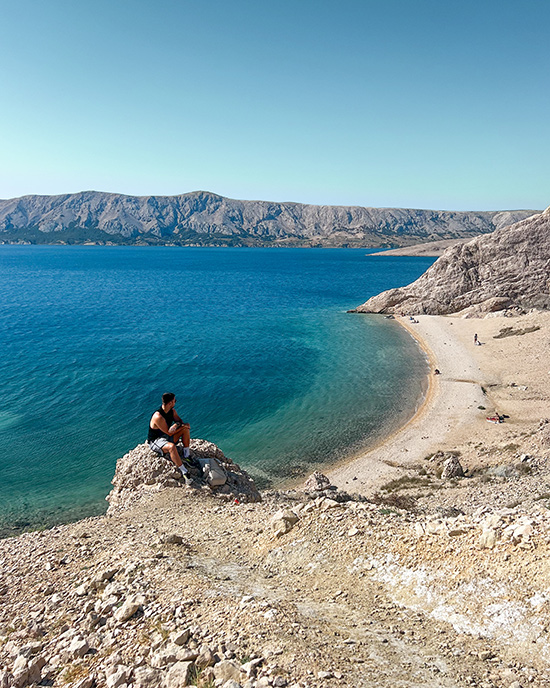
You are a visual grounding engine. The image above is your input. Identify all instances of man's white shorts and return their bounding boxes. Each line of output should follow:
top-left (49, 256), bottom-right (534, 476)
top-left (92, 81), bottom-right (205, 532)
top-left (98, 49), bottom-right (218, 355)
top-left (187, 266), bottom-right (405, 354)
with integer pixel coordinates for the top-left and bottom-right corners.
top-left (148, 436), bottom-right (171, 455)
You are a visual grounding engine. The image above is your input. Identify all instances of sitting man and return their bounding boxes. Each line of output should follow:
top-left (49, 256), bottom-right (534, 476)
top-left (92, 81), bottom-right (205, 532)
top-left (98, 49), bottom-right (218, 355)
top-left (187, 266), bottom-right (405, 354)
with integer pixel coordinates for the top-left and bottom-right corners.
top-left (147, 392), bottom-right (191, 479)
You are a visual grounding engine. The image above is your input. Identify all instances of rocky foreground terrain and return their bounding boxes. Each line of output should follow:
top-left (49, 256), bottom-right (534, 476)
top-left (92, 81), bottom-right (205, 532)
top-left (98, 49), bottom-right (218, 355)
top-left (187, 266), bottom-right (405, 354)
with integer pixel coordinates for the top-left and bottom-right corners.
top-left (356, 206), bottom-right (550, 315)
top-left (0, 191), bottom-right (537, 248)
top-left (2, 418), bottom-right (550, 688)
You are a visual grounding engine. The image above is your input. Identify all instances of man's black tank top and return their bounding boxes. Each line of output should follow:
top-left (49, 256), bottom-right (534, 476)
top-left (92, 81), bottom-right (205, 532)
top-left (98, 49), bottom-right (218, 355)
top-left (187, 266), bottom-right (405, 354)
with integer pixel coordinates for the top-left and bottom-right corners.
top-left (147, 406), bottom-right (175, 442)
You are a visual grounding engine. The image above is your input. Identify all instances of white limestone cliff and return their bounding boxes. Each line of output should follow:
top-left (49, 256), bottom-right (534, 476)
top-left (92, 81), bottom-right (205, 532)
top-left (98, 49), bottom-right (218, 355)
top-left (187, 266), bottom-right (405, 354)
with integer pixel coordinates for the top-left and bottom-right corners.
top-left (355, 206), bottom-right (550, 315)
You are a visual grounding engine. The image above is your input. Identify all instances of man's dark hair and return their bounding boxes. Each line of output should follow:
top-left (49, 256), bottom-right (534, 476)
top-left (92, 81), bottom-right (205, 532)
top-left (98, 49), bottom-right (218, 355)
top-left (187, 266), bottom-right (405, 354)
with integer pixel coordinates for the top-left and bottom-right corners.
top-left (162, 392), bottom-right (175, 405)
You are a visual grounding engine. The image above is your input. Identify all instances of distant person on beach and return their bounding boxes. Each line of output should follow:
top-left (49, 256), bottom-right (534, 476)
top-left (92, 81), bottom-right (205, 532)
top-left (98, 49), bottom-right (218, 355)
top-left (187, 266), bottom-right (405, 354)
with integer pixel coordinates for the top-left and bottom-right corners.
top-left (147, 392), bottom-right (191, 477)
top-left (474, 333), bottom-right (479, 345)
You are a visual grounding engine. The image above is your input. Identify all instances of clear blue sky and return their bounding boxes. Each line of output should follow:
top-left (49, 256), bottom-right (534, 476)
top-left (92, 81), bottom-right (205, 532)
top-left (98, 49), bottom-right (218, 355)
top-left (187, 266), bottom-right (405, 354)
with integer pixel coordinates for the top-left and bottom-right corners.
top-left (0, 0), bottom-right (548, 210)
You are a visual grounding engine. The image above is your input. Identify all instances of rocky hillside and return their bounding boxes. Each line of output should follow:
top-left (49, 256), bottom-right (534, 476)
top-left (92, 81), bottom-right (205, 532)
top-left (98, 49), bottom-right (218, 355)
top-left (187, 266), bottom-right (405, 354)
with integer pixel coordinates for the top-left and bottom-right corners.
top-left (355, 206), bottom-right (550, 315)
top-left (2, 419), bottom-right (550, 688)
top-left (0, 190), bottom-right (538, 248)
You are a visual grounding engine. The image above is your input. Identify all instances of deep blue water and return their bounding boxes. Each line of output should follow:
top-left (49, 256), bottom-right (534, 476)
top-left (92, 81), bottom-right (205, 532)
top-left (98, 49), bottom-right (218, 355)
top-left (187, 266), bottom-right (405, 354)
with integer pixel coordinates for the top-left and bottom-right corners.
top-left (0, 246), bottom-right (434, 535)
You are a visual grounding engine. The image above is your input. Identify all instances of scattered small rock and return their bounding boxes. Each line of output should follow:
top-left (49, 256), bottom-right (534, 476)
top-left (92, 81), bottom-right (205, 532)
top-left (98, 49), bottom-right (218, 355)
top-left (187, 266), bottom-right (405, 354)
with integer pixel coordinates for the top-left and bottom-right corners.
top-left (114, 594), bottom-right (146, 622)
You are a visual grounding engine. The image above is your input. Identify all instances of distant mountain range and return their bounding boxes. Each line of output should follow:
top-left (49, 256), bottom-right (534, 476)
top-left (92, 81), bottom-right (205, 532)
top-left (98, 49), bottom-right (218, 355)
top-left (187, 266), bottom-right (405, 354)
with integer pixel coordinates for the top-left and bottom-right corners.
top-left (0, 190), bottom-right (539, 248)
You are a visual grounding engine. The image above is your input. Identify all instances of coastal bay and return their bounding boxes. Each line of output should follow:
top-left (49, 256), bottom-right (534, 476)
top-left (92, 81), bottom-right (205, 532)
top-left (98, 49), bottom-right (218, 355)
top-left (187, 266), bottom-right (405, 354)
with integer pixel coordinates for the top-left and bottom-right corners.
top-left (2, 239), bottom-right (550, 686)
top-left (0, 246), bottom-right (433, 535)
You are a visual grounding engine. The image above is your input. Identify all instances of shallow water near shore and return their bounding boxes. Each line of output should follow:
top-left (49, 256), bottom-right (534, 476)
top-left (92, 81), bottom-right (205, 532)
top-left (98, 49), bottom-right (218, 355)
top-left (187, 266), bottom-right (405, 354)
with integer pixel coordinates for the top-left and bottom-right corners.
top-left (0, 246), bottom-right (433, 536)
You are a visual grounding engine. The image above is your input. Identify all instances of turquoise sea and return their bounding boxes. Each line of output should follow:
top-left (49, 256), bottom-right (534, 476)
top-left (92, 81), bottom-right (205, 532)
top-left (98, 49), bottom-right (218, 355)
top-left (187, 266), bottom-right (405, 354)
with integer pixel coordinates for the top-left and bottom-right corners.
top-left (0, 246), bottom-right (434, 536)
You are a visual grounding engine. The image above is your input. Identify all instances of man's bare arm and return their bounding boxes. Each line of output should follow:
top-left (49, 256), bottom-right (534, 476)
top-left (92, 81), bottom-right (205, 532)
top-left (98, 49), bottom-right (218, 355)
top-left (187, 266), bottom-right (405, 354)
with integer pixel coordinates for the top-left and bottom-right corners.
top-left (172, 410), bottom-right (190, 428)
top-left (151, 412), bottom-right (174, 435)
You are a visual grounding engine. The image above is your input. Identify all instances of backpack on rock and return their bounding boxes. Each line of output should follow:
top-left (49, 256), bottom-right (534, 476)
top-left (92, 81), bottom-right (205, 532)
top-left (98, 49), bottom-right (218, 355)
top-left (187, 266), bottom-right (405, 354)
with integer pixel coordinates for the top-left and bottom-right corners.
top-left (196, 457), bottom-right (227, 486)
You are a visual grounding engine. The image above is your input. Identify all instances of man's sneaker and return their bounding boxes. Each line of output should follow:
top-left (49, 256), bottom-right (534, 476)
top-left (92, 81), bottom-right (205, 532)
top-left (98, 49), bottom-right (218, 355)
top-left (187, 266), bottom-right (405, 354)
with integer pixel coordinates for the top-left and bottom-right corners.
top-left (181, 471), bottom-right (192, 487)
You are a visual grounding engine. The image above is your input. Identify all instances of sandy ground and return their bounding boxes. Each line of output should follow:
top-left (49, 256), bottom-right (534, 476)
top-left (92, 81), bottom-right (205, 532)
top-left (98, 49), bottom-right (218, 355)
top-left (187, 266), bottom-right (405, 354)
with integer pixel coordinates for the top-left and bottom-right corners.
top-left (329, 310), bottom-right (550, 493)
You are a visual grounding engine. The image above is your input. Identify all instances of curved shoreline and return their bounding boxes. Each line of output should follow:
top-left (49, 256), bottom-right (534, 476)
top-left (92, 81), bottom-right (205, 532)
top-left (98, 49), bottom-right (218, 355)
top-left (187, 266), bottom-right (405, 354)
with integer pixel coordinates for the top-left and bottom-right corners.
top-left (0, 313), bottom-right (435, 536)
top-left (327, 314), bottom-right (487, 494)
top-left (276, 314), bottom-right (433, 493)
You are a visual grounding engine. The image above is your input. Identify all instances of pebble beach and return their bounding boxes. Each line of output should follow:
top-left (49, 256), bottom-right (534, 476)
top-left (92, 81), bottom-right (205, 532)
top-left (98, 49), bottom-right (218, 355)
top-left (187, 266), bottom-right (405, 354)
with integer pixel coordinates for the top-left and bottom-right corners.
top-left (330, 310), bottom-right (550, 495)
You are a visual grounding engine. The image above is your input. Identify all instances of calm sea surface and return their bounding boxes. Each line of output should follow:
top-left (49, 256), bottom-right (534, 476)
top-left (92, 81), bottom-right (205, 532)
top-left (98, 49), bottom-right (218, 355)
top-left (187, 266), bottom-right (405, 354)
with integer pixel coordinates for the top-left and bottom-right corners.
top-left (0, 246), bottom-right (434, 536)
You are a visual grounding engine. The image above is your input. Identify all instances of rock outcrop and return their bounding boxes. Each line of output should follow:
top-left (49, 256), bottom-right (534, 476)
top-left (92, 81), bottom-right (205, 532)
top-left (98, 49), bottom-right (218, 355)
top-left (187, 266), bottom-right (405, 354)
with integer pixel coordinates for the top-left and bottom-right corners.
top-left (0, 189), bottom-right (537, 248)
top-left (106, 438), bottom-right (261, 512)
top-left (355, 206), bottom-right (550, 315)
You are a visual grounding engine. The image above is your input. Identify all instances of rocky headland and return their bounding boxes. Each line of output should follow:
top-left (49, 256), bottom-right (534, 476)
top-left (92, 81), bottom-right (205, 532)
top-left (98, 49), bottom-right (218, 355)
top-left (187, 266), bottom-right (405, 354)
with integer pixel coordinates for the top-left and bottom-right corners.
top-left (355, 206), bottom-right (550, 315)
top-left (0, 191), bottom-right (537, 248)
